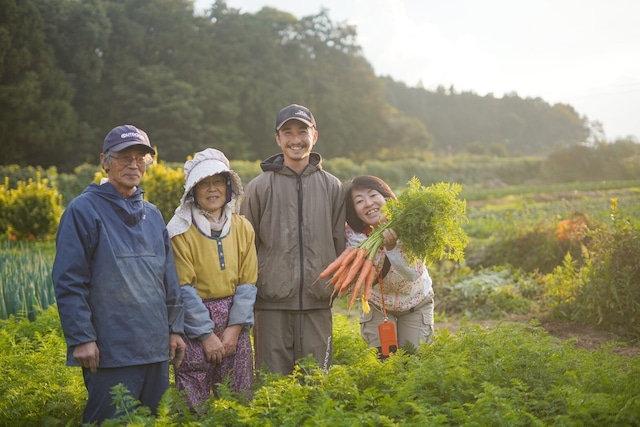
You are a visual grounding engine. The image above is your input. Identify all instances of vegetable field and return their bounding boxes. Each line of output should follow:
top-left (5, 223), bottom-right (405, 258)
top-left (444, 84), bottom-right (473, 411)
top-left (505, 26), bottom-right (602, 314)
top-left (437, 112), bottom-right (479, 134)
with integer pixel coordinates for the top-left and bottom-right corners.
top-left (1, 179), bottom-right (639, 425)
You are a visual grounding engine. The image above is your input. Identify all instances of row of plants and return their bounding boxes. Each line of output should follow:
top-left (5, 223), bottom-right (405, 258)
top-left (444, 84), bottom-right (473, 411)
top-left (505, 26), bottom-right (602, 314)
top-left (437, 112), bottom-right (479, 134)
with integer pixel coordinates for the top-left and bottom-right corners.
top-left (2, 159), bottom-right (640, 237)
top-left (2, 307), bottom-right (639, 426)
top-left (0, 241), bottom-right (55, 321)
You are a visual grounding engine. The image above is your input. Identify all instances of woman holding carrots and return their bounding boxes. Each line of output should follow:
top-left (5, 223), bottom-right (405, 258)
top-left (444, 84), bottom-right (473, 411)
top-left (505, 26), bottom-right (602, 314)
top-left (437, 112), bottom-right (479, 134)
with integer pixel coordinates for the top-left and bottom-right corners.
top-left (344, 175), bottom-right (434, 355)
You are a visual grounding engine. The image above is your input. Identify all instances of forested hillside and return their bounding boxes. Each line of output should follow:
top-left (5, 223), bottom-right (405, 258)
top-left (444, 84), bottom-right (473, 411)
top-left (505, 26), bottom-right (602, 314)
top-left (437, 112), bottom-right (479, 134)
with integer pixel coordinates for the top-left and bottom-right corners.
top-left (2, 0), bottom-right (590, 170)
top-left (383, 78), bottom-right (589, 156)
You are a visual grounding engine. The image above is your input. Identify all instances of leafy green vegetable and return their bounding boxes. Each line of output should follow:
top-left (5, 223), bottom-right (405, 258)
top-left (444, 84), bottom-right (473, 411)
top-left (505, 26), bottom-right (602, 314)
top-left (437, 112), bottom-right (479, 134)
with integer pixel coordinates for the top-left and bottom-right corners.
top-left (381, 177), bottom-right (469, 265)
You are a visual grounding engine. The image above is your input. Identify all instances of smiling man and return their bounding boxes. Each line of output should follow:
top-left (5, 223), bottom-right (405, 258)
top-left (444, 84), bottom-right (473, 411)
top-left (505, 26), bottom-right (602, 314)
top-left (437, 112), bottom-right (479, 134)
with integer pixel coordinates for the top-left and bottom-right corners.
top-left (52, 125), bottom-right (186, 424)
top-left (240, 104), bottom-right (346, 375)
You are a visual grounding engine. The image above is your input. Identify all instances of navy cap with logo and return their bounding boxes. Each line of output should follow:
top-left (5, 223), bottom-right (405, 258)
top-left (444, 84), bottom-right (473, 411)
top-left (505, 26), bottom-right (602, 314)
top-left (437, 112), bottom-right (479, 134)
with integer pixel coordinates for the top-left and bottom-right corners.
top-left (102, 124), bottom-right (156, 155)
top-left (275, 104), bottom-right (316, 131)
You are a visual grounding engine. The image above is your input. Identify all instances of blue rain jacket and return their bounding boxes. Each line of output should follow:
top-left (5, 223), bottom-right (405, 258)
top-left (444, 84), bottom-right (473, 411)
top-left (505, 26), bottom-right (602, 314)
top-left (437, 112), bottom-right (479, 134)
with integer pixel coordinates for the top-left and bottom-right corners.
top-left (52, 182), bottom-right (184, 367)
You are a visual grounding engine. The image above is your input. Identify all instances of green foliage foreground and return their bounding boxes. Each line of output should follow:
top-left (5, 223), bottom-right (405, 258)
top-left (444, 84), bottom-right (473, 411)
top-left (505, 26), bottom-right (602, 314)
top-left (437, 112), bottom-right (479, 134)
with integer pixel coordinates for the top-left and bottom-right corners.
top-left (1, 309), bottom-right (638, 426)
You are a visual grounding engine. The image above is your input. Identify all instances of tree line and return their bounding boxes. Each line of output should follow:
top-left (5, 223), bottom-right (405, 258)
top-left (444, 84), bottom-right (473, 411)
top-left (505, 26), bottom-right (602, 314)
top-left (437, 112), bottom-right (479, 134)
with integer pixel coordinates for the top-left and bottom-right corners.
top-left (1, 0), bottom-right (594, 171)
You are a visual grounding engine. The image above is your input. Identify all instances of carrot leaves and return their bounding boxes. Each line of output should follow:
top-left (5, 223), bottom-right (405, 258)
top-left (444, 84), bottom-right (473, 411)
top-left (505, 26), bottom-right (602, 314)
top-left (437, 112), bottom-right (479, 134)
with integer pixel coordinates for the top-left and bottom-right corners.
top-left (383, 177), bottom-right (469, 265)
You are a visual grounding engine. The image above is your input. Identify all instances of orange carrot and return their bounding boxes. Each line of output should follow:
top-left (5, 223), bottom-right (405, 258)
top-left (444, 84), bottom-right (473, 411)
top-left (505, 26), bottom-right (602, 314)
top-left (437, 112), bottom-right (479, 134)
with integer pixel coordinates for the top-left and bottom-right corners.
top-left (338, 275), bottom-right (354, 297)
top-left (329, 266), bottom-right (350, 299)
top-left (352, 258), bottom-right (374, 302)
top-left (336, 267), bottom-right (357, 297)
top-left (349, 259), bottom-right (374, 308)
top-left (363, 261), bottom-right (378, 301)
top-left (337, 249), bottom-right (366, 296)
top-left (318, 246), bottom-right (357, 279)
top-left (328, 261), bottom-right (350, 286)
top-left (336, 267), bottom-right (358, 297)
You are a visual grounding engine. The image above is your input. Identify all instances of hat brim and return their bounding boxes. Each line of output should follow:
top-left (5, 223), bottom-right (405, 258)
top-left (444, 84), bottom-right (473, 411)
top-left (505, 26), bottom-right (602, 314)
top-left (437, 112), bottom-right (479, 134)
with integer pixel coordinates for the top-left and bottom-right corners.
top-left (276, 117), bottom-right (315, 131)
top-left (109, 141), bottom-right (156, 155)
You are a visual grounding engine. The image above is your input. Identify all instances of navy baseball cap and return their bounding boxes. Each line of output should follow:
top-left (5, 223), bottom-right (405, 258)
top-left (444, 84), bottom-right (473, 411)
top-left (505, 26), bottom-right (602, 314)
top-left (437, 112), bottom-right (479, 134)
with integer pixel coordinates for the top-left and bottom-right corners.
top-left (102, 124), bottom-right (155, 155)
top-left (275, 104), bottom-right (316, 131)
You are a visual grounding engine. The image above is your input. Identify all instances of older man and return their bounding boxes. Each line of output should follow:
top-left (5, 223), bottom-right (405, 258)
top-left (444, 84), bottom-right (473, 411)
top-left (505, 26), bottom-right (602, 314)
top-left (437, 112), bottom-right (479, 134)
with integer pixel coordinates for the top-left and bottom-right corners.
top-left (52, 124), bottom-right (185, 424)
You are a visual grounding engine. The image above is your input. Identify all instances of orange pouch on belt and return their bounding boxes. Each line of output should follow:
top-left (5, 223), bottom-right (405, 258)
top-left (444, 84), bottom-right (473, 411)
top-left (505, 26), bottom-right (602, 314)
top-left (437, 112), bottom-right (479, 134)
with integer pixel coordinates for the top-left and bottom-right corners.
top-left (378, 321), bottom-right (398, 356)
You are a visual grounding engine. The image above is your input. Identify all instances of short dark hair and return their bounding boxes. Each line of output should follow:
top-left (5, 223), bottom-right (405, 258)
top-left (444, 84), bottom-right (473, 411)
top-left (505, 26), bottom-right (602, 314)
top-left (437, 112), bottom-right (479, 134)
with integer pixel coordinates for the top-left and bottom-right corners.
top-left (345, 175), bottom-right (396, 233)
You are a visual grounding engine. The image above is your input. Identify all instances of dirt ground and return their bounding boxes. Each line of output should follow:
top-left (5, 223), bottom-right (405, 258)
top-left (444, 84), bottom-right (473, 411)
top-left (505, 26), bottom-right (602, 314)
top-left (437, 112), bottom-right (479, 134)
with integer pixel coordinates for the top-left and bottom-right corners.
top-left (435, 315), bottom-right (640, 357)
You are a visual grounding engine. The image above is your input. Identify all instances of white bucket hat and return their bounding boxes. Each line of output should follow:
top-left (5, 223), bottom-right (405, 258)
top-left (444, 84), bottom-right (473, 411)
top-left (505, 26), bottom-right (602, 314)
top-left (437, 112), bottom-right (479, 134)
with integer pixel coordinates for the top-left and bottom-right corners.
top-left (167, 148), bottom-right (243, 238)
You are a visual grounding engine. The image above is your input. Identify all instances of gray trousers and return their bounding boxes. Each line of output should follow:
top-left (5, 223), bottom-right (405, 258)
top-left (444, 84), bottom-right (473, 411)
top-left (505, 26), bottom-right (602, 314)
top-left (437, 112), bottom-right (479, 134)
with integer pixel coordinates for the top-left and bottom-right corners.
top-left (254, 308), bottom-right (333, 375)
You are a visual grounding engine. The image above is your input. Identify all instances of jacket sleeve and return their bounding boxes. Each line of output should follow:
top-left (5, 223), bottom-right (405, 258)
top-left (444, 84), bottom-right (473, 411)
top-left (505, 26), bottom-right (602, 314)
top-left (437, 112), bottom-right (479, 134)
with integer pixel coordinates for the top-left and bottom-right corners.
top-left (384, 245), bottom-right (422, 282)
top-left (228, 284), bottom-right (258, 329)
top-left (238, 179), bottom-right (260, 244)
top-left (181, 285), bottom-right (215, 340)
top-left (52, 201), bottom-right (98, 348)
top-left (163, 228), bottom-right (185, 335)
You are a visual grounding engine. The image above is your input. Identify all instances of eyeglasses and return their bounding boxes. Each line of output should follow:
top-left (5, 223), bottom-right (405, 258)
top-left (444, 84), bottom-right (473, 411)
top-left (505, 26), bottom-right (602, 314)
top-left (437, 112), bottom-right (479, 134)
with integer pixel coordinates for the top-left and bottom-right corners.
top-left (195, 177), bottom-right (227, 190)
top-left (111, 154), bottom-right (149, 167)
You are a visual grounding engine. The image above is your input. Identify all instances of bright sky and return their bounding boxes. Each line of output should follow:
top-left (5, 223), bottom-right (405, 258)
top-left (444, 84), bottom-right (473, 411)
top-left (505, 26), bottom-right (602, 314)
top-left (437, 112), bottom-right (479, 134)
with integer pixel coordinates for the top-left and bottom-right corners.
top-left (195, 0), bottom-right (640, 141)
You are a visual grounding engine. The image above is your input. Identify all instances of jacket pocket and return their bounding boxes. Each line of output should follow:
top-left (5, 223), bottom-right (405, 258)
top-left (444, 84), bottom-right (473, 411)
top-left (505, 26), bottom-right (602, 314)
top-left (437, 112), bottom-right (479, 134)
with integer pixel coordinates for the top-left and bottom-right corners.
top-left (308, 277), bottom-right (334, 300)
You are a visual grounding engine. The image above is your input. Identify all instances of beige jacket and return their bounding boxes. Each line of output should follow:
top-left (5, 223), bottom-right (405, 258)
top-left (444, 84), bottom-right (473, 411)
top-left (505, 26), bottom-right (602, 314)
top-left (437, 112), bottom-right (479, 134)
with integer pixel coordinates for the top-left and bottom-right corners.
top-left (240, 152), bottom-right (346, 311)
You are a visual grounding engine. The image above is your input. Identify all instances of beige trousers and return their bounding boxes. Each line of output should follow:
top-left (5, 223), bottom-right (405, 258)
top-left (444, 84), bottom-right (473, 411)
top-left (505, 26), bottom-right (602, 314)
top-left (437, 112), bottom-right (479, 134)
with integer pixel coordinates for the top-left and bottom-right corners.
top-left (359, 296), bottom-right (434, 350)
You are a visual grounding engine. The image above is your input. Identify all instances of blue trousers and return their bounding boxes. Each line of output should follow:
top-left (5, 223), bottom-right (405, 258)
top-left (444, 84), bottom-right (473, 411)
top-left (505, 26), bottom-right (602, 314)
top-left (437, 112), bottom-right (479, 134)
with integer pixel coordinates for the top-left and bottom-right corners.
top-left (81, 361), bottom-right (169, 424)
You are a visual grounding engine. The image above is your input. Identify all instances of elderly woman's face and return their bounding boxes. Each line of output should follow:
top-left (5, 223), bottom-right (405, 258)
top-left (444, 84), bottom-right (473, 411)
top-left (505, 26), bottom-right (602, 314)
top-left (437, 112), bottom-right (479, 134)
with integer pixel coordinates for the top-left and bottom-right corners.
top-left (194, 174), bottom-right (227, 215)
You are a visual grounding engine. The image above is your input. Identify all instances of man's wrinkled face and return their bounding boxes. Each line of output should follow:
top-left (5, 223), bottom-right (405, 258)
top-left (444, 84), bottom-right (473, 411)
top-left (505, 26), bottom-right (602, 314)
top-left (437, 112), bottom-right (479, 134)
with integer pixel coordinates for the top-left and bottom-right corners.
top-left (103, 146), bottom-right (151, 196)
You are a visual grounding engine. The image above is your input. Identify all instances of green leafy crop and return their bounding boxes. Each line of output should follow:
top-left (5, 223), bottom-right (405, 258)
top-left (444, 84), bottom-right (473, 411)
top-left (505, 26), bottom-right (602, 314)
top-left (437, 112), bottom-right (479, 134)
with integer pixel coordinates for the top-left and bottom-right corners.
top-left (383, 177), bottom-right (469, 265)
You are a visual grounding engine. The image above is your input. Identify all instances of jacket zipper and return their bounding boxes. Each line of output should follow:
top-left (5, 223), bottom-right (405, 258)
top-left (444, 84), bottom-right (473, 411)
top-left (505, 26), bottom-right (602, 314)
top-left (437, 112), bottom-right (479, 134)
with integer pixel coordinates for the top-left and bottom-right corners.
top-left (297, 175), bottom-right (304, 309)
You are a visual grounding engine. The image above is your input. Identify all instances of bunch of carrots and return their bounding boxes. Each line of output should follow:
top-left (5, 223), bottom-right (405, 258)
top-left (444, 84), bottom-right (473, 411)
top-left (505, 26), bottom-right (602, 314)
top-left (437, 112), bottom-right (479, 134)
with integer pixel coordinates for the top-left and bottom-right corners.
top-left (318, 225), bottom-right (388, 313)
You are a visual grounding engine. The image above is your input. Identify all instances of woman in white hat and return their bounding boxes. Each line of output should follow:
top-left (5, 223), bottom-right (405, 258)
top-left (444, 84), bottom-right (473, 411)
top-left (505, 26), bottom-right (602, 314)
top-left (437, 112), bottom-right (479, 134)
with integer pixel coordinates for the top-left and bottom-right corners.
top-left (167, 148), bottom-right (257, 410)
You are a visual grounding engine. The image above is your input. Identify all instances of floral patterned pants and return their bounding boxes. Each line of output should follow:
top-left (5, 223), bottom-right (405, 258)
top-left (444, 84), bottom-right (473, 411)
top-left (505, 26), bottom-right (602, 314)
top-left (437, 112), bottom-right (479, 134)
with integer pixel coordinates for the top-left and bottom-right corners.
top-left (175, 296), bottom-right (254, 411)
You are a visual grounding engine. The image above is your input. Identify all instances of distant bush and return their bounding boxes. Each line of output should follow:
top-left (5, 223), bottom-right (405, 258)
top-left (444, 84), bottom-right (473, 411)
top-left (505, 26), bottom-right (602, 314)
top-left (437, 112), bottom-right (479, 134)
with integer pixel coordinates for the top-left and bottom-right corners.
top-left (466, 210), bottom-right (600, 274)
top-left (229, 160), bottom-right (262, 187)
top-left (542, 140), bottom-right (640, 182)
top-left (141, 162), bottom-right (185, 224)
top-left (3, 175), bottom-right (63, 241)
top-left (323, 157), bottom-right (363, 183)
top-left (0, 165), bottom-right (54, 189)
top-left (570, 199), bottom-right (640, 339)
top-left (54, 163), bottom-right (102, 206)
